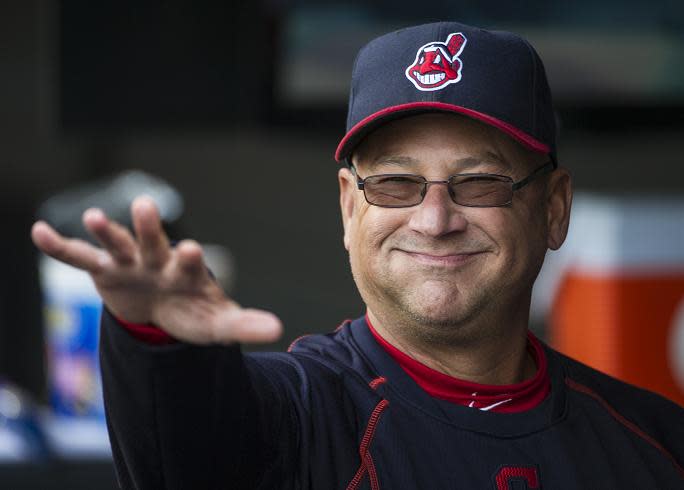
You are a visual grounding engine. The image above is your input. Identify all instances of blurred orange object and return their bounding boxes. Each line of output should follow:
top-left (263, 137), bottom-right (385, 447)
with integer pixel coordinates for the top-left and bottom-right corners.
top-left (551, 271), bottom-right (684, 407)
top-left (544, 194), bottom-right (684, 407)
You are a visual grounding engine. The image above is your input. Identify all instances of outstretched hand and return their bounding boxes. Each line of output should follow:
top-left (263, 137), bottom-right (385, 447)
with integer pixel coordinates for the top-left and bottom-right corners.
top-left (31, 196), bottom-right (282, 345)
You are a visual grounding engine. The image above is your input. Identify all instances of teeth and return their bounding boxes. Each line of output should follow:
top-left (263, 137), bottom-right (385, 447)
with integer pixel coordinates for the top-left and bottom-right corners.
top-left (413, 71), bottom-right (446, 85)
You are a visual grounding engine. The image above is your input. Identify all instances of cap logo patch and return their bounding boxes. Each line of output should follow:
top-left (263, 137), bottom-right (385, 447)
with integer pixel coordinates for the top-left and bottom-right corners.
top-left (405, 32), bottom-right (467, 91)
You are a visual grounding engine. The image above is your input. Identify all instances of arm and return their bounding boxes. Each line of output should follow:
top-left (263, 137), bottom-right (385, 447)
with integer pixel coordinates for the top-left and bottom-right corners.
top-left (100, 310), bottom-right (291, 489)
top-left (32, 197), bottom-right (289, 489)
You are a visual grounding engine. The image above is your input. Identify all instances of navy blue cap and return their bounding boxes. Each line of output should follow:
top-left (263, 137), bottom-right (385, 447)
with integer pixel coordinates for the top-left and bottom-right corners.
top-left (335, 22), bottom-right (557, 165)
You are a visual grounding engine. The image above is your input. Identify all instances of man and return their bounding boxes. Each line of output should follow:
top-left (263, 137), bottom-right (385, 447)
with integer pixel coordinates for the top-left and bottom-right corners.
top-left (32, 21), bottom-right (683, 489)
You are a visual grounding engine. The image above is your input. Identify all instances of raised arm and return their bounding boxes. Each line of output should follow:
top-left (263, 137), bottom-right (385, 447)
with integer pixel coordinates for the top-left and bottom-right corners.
top-left (32, 197), bottom-right (293, 489)
top-left (31, 196), bottom-right (282, 344)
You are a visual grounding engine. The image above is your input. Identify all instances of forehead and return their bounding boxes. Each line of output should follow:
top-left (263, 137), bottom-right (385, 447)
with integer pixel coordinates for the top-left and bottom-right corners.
top-left (353, 113), bottom-right (540, 174)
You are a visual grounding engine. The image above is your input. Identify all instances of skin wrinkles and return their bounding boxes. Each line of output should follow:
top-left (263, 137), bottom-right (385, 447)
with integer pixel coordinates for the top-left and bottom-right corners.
top-left (338, 113), bottom-right (572, 384)
top-left (363, 152), bottom-right (512, 175)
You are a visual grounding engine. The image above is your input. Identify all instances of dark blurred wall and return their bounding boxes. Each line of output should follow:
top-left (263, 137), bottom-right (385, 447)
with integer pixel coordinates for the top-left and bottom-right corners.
top-left (0, 0), bottom-right (50, 398)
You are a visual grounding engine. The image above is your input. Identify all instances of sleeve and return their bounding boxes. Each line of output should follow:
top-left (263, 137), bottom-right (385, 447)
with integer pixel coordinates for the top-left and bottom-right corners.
top-left (98, 309), bottom-right (300, 490)
top-left (114, 316), bottom-right (175, 345)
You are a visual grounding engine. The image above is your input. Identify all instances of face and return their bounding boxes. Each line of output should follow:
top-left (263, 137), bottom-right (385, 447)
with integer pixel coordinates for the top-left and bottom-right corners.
top-left (339, 114), bottom-right (571, 343)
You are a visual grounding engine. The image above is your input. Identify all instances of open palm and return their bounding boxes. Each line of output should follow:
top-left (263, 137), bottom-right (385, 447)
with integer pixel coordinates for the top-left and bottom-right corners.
top-left (31, 196), bottom-right (282, 345)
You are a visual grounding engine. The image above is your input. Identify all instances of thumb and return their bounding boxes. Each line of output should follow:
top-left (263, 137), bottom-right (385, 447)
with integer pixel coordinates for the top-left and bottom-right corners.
top-left (214, 308), bottom-right (283, 344)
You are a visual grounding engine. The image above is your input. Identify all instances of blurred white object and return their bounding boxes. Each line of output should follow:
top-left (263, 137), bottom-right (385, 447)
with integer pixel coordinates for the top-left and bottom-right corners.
top-left (39, 412), bottom-right (111, 459)
top-left (532, 192), bottom-right (684, 321)
top-left (37, 169), bottom-right (184, 240)
top-left (40, 255), bottom-right (105, 421)
top-left (202, 243), bottom-right (236, 294)
top-left (0, 383), bottom-right (49, 461)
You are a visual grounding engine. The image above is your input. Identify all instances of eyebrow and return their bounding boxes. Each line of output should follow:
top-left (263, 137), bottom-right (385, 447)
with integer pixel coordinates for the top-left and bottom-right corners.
top-left (457, 153), bottom-right (512, 172)
top-left (363, 151), bottom-right (512, 173)
top-left (366, 155), bottom-right (419, 170)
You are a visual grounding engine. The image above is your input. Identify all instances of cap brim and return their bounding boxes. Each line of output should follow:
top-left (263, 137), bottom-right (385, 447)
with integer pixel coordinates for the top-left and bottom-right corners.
top-left (335, 102), bottom-right (551, 163)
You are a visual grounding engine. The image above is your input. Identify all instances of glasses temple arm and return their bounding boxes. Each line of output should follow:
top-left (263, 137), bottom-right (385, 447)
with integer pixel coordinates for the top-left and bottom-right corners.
top-left (511, 161), bottom-right (554, 190)
top-left (347, 162), bottom-right (366, 189)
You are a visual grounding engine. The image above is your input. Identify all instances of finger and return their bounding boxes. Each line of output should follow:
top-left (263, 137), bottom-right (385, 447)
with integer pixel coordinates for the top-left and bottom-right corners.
top-left (131, 196), bottom-right (170, 269)
top-left (31, 221), bottom-right (109, 272)
top-left (83, 208), bottom-right (137, 265)
top-left (214, 308), bottom-right (283, 344)
top-left (175, 239), bottom-right (206, 277)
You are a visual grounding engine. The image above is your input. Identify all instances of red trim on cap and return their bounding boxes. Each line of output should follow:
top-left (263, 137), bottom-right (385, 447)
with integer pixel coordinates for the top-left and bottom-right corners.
top-left (335, 102), bottom-right (550, 162)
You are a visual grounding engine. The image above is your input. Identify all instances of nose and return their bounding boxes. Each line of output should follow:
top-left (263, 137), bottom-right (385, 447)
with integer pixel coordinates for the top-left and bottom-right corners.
top-left (418, 53), bottom-right (437, 74)
top-left (407, 182), bottom-right (468, 237)
top-left (419, 62), bottom-right (434, 74)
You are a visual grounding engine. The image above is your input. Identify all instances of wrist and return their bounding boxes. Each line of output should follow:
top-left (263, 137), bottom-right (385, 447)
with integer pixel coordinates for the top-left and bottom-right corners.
top-left (114, 316), bottom-right (175, 345)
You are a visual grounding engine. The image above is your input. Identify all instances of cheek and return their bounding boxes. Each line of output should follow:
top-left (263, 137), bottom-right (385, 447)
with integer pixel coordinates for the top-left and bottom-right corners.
top-left (348, 211), bottom-right (404, 270)
top-left (515, 199), bottom-right (549, 253)
top-left (488, 206), bottom-right (547, 278)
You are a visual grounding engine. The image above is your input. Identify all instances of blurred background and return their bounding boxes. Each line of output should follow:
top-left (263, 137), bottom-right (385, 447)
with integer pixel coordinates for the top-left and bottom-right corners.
top-left (1, 0), bottom-right (683, 487)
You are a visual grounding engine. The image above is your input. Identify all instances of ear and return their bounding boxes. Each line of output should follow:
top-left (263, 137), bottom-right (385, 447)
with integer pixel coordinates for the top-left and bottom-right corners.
top-left (546, 167), bottom-right (572, 250)
top-left (339, 167), bottom-right (357, 251)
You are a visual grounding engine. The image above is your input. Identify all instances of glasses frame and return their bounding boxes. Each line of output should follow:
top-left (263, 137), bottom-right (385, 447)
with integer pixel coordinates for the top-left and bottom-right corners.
top-left (354, 160), bottom-right (555, 208)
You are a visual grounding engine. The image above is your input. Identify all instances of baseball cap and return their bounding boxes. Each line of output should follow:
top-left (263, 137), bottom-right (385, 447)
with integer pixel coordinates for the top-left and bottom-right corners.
top-left (335, 22), bottom-right (557, 166)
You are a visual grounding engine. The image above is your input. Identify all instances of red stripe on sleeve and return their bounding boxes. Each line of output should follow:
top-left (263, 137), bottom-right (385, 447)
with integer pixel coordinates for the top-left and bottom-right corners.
top-left (115, 316), bottom-right (176, 345)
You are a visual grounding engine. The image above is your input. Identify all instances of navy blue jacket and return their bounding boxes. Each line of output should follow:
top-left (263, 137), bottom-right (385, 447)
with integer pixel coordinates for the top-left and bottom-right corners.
top-left (100, 311), bottom-right (684, 489)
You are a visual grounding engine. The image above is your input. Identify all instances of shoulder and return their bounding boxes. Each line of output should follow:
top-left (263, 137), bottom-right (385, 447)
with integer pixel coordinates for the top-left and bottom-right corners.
top-left (548, 346), bottom-right (684, 458)
top-left (244, 319), bottom-right (378, 393)
top-left (286, 320), bottom-right (355, 359)
top-left (285, 320), bottom-right (377, 379)
top-left (242, 320), bottom-right (385, 429)
top-left (550, 346), bottom-right (683, 416)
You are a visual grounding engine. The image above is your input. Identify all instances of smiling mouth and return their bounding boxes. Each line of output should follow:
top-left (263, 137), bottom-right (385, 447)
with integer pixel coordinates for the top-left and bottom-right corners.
top-left (402, 250), bottom-right (482, 267)
top-left (413, 71), bottom-right (446, 85)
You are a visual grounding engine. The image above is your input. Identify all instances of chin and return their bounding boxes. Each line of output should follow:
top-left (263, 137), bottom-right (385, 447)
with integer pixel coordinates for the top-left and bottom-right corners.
top-left (394, 304), bottom-right (473, 346)
top-left (397, 283), bottom-right (472, 327)
top-left (405, 303), bottom-right (466, 327)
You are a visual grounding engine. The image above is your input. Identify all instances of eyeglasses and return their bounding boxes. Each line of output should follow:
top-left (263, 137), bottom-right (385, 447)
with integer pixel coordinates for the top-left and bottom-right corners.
top-left (354, 161), bottom-right (554, 208)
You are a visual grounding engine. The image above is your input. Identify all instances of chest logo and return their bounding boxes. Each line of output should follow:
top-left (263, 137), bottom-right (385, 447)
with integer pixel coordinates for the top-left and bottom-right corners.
top-left (493, 465), bottom-right (541, 489)
top-left (405, 32), bottom-right (467, 91)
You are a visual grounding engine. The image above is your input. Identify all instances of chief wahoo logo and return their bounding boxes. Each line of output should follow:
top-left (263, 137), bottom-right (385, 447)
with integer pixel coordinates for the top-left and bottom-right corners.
top-left (405, 32), bottom-right (467, 91)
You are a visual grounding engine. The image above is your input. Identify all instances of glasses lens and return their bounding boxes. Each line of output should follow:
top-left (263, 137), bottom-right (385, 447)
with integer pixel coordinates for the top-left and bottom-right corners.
top-left (364, 175), bottom-right (425, 207)
top-left (450, 176), bottom-right (512, 206)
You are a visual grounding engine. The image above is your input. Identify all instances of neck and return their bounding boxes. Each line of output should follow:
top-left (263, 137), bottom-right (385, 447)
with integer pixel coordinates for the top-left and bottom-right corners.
top-left (366, 308), bottom-right (536, 385)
